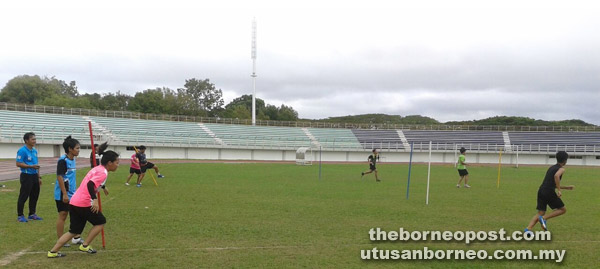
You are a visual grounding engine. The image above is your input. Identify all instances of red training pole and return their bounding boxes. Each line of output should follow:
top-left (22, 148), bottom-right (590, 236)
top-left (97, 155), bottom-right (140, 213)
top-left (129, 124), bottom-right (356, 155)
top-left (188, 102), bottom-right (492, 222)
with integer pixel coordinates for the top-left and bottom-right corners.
top-left (88, 121), bottom-right (106, 249)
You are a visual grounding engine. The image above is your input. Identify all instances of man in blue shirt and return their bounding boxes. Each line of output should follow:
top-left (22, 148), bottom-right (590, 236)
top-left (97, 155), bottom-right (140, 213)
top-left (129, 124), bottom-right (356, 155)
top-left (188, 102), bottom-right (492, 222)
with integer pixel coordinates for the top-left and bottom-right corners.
top-left (16, 132), bottom-right (43, 222)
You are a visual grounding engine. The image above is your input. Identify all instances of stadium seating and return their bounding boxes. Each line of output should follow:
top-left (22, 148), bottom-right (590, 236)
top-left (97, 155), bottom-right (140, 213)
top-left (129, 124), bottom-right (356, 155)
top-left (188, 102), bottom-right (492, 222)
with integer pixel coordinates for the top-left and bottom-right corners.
top-left (351, 129), bottom-right (406, 150)
top-left (90, 117), bottom-right (217, 146)
top-left (2, 109), bottom-right (599, 153)
top-left (403, 130), bottom-right (505, 150)
top-left (306, 128), bottom-right (362, 150)
top-left (203, 123), bottom-right (312, 149)
top-left (0, 110), bottom-right (90, 143)
top-left (509, 132), bottom-right (600, 152)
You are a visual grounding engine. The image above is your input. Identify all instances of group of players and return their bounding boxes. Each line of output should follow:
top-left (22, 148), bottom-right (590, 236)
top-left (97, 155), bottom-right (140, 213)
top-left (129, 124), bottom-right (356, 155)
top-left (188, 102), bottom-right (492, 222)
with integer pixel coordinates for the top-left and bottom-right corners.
top-left (13, 131), bottom-right (574, 258)
top-left (359, 147), bottom-right (574, 235)
top-left (13, 132), bottom-right (164, 258)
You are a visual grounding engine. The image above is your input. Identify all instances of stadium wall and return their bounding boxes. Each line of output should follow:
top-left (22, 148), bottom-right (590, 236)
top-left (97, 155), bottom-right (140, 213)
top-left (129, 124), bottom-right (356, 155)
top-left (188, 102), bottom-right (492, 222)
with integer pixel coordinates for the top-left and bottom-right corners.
top-left (1, 143), bottom-right (599, 166)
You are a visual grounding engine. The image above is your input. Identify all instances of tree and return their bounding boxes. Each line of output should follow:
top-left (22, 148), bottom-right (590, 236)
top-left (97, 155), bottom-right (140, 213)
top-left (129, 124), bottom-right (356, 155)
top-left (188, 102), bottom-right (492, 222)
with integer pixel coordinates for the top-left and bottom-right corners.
top-left (0, 75), bottom-right (81, 105)
top-left (128, 88), bottom-right (176, 114)
top-left (99, 91), bottom-right (132, 111)
top-left (179, 78), bottom-right (224, 117)
top-left (277, 104), bottom-right (299, 121)
top-left (224, 105), bottom-right (252, 119)
top-left (263, 104), bottom-right (278, 120)
top-left (225, 94), bottom-right (265, 111)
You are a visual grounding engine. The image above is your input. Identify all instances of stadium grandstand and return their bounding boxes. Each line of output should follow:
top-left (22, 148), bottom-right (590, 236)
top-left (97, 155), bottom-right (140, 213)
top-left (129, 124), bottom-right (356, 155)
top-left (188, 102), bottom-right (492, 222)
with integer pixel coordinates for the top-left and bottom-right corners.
top-left (1, 102), bottom-right (599, 166)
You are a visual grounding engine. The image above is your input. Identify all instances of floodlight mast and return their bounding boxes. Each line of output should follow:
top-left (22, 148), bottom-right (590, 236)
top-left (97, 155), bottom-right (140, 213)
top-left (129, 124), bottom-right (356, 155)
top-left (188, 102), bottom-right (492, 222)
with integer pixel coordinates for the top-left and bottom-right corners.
top-left (251, 18), bottom-right (257, 126)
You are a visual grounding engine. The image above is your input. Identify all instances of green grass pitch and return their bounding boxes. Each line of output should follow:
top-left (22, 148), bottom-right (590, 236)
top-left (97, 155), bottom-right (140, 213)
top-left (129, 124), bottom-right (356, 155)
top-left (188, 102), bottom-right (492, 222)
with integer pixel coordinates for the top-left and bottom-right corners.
top-left (0, 162), bottom-right (598, 268)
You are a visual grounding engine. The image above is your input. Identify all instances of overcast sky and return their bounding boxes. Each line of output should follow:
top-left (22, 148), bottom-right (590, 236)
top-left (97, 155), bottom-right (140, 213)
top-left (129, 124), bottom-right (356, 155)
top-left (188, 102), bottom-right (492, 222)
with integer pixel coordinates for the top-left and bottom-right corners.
top-left (1, 1), bottom-right (599, 124)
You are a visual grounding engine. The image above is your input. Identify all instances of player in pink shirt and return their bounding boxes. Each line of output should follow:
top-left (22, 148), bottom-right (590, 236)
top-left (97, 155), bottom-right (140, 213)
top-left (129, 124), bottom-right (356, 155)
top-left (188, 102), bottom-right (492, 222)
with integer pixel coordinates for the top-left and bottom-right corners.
top-left (125, 153), bottom-right (141, 186)
top-left (47, 151), bottom-right (119, 258)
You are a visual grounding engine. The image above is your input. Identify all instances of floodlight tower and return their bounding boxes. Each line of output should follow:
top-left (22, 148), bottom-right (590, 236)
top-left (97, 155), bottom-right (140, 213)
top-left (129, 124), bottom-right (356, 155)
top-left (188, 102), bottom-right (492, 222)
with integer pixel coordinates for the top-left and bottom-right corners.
top-left (251, 18), bottom-right (257, 125)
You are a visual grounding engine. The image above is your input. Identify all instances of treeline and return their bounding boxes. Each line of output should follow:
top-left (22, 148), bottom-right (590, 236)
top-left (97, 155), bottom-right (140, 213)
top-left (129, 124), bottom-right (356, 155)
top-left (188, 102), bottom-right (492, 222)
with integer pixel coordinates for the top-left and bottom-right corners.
top-left (0, 75), bottom-right (593, 126)
top-left (0, 75), bottom-right (298, 121)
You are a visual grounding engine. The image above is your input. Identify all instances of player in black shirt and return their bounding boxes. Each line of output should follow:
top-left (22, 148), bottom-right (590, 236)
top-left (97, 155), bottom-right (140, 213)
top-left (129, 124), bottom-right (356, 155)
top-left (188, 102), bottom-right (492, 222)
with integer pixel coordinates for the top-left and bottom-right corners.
top-left (135, 145), bottom-right (164, 187)
top-left (524, 151), bottom-right (574, 233)
top-left (361, 149), bottom-right (380, 182)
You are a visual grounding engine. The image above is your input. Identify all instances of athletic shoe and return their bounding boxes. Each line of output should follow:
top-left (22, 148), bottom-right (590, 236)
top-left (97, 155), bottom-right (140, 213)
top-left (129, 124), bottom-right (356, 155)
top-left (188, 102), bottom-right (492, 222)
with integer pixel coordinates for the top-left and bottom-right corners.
top-left (28, 214), bottom-right (43, 220)
top-left (47, 251), bottom-right (66, 258)
top-left (157, 174), bottom-right (165, 178)
top-left (136, 184), bottom-right (142, 187)
top-left (125, 182), bottom-right (130, 186)
top-left (464, 184), bottom-right (471, 188)
top-left (524, 228), bottom-right (533, 236)
top-left (17, 215), bottom-right (28, 223)
top-left (456, 184), bottom-right (461, 188)
top-left (72, 237), bottom-right (84, 245)
top-left (376, 179), bottom-right (381, 182)
top-left (79, 244), bottom-right (97, 254)
top-left (538, 216), bottom-right (547, 231)
top-left (63, 243), bottom-right (71, 247)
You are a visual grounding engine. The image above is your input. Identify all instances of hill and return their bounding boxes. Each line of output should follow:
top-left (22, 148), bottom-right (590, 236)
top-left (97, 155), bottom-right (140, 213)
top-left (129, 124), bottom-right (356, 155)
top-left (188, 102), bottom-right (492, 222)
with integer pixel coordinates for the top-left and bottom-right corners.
top-left (309, 114), bottom-right (594, 126)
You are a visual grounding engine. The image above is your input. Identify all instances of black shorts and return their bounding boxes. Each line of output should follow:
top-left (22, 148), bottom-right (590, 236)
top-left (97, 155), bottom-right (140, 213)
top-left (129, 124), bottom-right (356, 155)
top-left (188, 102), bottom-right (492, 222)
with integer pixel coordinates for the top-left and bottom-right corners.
top-left (140, 162), bottom-right (155, 173)
top-left (369, 164), bottom-right (376, 171)
top-left (55, 182), bottom-right (70, 212)
top-left (536, 188), bottom-right (564, 211)
top-left (458, 169), bottom-right (469, 176)
top-left (129, 167), bottom-right (141, 175)
top-left (55, 200), bottom-right (70, 212)
top-left (69, 205), bottom-right (107, 234)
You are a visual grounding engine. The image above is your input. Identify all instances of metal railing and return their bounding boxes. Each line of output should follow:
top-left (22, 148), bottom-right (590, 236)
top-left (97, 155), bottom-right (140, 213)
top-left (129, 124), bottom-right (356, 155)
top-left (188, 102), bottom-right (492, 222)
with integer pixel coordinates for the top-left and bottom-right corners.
top-left (1, 102), bottom-right (599, 132)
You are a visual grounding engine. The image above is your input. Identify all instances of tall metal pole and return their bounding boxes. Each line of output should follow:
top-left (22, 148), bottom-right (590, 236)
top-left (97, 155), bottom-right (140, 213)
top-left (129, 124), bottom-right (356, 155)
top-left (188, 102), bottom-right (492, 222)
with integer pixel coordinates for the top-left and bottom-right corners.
top-left (251, 18), bottom-right (257, 126)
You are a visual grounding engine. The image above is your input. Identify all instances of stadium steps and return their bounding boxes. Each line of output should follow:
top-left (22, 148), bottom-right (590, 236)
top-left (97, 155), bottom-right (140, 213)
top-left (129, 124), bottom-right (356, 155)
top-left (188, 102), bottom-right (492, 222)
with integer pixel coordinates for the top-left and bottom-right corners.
top-left (302, 128), bottom-right (321, 148)
top-left (396, 130), bottom-right (411, 150)
top-left (502, 131), bottom-right (512, 152)
top-left (82, 116), bottom-right (122, 144)
top-left (198, 123), bottom-right (225, 145)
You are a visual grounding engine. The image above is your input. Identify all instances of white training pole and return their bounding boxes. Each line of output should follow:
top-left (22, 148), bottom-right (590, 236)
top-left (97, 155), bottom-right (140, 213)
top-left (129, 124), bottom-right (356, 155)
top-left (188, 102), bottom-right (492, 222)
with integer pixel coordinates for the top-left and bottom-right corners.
top-left (516, 145), bottom-right (519, 168)
top-left (426, 141), bottom-right (432, 205)
top-left (454, 144), bottom-right (457, 168)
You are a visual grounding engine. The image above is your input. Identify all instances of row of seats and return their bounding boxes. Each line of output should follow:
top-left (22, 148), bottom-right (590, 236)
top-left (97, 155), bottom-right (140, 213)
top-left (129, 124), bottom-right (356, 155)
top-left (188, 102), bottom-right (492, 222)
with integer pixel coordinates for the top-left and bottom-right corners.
top-left (1, 110), bottom-right (599, 151)
top-left (0, 110), bottom-right (91, 143)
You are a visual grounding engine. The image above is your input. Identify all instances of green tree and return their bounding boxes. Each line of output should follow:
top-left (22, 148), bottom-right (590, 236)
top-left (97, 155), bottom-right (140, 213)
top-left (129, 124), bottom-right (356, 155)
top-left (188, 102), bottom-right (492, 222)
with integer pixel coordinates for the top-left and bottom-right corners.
top-left (263, 104), bottom-right (278, 120)
top-left (0, 75), bottom-right (65, 104)
top-left (276, 104), bottom-right (299, 121)
top-left (179, 78), bottom-right (224, 117)
top-left (225, 105), bottom-right (252, 119)
top-left (128, 88), bottom-right (175, 114)
top-left (100, 91), bottom-right (132, 111)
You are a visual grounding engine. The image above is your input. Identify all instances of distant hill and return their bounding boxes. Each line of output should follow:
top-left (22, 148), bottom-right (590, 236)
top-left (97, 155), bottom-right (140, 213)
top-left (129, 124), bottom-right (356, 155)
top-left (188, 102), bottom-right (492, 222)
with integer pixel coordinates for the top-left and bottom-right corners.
top-left (308, 114), bottom-right (595, 126)
top-left (308, 114), bottom-right (440, 125)
top-left (445, 116), bottom-right (594, 126)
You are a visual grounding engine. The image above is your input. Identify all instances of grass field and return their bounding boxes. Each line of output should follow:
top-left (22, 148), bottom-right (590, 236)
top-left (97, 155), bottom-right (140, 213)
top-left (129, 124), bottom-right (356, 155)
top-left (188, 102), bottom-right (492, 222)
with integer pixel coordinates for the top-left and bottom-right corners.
top-left (0, 161), bottom-right (599, 268)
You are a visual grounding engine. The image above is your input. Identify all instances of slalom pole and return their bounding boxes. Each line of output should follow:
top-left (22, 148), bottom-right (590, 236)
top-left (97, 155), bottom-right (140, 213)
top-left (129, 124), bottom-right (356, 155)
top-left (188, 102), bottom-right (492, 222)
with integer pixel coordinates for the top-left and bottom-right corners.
top-left (497, 147), bottom-right (503, 188)
top-left (88, 121), bottom-right (106, 249)
top-left (426, 141), bottom-right (432, 205)
top-left (517, 145), bottom-right (519, 168)
top-left (454, 144), bottom-right (458, 168)
top-left (133, 146), bottom-right (158, 186)
top-left (406, 143), bottom-right (413, 199)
